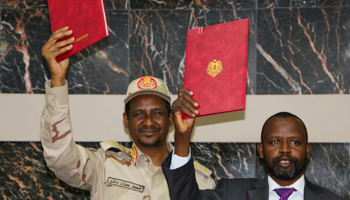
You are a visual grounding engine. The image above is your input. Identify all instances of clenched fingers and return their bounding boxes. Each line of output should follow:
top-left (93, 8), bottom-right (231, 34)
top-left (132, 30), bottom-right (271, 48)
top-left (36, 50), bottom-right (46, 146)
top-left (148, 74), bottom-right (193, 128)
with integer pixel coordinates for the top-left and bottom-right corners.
top-left (173, 88), bottom-right (199, 117)
top-left (42, 26), bottom-right (74, 60)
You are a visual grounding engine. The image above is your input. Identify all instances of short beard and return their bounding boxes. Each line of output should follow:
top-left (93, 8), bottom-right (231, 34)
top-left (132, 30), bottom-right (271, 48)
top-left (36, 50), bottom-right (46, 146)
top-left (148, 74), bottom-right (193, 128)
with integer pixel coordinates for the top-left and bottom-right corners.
top-left (137, 126), bottom-right (161, 146)
top-left (265, 156), bottom-right (305, 181)
top-left (138, 137), bottom-right (160, 147)
top-left (272, 165), bottom-right (297, 180)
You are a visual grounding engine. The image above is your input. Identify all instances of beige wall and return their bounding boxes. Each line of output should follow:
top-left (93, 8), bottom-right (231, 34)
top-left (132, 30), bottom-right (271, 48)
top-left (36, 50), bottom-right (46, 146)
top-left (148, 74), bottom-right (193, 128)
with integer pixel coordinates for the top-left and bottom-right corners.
top-left (1, 94), bottom-right (349, 142)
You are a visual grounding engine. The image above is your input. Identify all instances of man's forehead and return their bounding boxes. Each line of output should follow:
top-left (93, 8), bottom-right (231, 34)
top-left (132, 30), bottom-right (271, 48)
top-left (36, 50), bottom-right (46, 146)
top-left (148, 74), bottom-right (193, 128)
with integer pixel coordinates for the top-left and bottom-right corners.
top-left (265, 116), bottom-right (303, 128)
top-left (265, 133), bottom-right (303, 139)
top-left (262, 117), bottom-right (307, 138)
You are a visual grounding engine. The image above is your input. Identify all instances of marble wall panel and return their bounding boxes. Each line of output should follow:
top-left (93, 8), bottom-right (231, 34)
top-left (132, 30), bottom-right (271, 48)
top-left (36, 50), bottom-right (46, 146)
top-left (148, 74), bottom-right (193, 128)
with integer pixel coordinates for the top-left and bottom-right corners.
top-left (0, 9), bottom-right (130, 94)
top-left (0, 142), bottom-right (90, 199)
top-left (191, 143), bottom-right (256, 182)
top-left (258, 0), bottom-right (350, 8)
top-left (306, 143), bottom-right (350, 199)
top-left (129, 9), bottom-right (257, 94)
top-left (103, 0), bottom-right (129, 10)
top-left (62, 10), bottom-right (130, 94)
top-left (256, 7), bottom-right (350, 94)
top-left (131, 0), bottom-right (256, 10)
top-left (1, 0), bottom-right (129, 9)
top-left (0, 142), bottom-right (134, 199)
top-left (9, 0), bottom-right (47, 9)
top-left (0, 9), bottom-right (51, 93)
top-left (258, 0), bottom-right (292, 8)
top-left (128, 10), bottom-right (191, 93)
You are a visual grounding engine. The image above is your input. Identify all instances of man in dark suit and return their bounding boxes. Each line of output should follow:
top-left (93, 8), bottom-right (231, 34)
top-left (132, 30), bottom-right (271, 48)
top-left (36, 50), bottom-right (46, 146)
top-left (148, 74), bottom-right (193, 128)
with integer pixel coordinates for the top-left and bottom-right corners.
top-left (162, 88), bottom-right (347, 200)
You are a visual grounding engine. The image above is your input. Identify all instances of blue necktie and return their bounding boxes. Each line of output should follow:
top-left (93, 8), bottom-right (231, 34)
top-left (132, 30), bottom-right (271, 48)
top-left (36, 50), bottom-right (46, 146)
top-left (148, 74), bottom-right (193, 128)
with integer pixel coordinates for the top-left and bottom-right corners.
top-left (274, 188), bottom-right (296, 200)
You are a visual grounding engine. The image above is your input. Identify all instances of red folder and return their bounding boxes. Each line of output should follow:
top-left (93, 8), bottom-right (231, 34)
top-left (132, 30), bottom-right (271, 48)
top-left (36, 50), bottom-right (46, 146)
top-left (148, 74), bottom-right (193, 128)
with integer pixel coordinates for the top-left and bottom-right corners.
top-left (183, 19), bottom-right (249, 118)
top-left (48, 0), bottom-right (109, 62)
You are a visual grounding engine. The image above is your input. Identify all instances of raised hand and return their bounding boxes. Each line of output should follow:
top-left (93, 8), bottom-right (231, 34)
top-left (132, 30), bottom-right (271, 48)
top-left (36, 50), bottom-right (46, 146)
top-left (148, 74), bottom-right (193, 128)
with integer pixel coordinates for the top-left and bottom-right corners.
top-left (172, 88), bottom-right (199, 157)
top-left (42, 26), bottom-right (74, 87)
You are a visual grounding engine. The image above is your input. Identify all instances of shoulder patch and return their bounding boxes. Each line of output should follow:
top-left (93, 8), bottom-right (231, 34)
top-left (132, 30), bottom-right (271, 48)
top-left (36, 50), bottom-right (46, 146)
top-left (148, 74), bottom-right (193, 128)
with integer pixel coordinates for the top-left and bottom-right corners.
top-left (193, 160), bottom-right (212, 177)
top-left (100, 141), bottom-right (130, 154)
top-left (131, 146), bottom-right (138, 165)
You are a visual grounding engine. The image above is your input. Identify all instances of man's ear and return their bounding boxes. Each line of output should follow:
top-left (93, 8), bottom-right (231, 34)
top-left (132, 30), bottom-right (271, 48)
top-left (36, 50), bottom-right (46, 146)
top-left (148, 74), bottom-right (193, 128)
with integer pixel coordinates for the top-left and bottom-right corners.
top-left (257, 143), bottom-right (264, 159)
top-left (306, 143), bottom-right (311, 159)
top-left (123, 113), bottom-right (129, 129)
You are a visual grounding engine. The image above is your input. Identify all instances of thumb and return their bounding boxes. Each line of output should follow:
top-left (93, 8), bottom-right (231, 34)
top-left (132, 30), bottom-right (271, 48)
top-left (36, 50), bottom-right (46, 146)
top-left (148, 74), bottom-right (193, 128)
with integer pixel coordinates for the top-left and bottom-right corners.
top-left (59, 58), bottom-right (69, 70)
top-left (173, 110), bottom-right (195, 134)
top-left (173, 108), bottom-right (185, 130)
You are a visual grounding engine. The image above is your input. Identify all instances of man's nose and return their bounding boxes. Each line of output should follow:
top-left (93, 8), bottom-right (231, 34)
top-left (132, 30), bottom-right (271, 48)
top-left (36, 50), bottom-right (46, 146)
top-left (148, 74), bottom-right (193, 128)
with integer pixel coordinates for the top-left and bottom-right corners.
top-left (143, 115), bottom-right (155, 126)
top-left (279, 142), bottom-right (291, 154)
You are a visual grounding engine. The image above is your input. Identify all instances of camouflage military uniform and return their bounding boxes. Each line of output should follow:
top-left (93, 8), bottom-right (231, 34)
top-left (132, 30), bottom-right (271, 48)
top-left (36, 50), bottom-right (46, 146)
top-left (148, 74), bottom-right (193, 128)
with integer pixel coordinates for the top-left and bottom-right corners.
top-left (40, 81), bottom-right (215, 200)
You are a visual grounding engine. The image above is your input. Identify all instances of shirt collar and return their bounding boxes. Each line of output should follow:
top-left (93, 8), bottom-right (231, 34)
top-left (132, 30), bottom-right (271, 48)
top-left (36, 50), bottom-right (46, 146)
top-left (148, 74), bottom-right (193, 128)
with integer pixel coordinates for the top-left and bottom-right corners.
top-left (268, 174), bottom-right (305, 195)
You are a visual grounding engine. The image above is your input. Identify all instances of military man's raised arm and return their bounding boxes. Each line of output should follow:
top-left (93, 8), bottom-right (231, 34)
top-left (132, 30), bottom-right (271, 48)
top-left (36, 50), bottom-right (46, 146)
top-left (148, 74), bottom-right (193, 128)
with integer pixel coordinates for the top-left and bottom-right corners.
top-left (40, 27), bottom-right (105, 194)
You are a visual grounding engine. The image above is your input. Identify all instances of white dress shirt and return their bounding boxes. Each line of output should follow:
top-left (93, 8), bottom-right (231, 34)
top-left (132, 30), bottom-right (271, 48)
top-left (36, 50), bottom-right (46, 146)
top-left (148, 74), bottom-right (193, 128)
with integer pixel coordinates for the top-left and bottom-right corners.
top-left (268, 174), bottom-right (304, 200)
top-left (170, 148), bottom-right (192, 169)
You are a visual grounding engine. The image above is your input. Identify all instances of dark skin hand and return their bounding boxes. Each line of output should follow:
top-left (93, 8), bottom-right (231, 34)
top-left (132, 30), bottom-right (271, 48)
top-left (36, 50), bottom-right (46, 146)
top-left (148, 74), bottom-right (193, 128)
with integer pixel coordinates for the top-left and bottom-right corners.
top-left (172, 88), bottom-right (199, 157)
top-left (42, 26), bottom-right (75, 88)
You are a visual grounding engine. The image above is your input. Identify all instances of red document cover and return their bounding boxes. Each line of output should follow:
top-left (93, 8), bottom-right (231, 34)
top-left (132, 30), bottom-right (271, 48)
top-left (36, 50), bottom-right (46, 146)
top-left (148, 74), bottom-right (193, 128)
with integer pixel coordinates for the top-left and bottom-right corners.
top-left (183, 18), bottom-right (249, 118)
top-left (48, 0), bottom-right (109, 62)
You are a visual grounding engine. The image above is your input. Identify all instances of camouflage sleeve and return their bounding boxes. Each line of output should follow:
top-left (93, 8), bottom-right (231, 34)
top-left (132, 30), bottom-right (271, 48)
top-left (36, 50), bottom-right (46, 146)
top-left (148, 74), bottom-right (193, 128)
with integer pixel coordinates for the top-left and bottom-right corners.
top-left (40, 80), bottom-right (104, 193)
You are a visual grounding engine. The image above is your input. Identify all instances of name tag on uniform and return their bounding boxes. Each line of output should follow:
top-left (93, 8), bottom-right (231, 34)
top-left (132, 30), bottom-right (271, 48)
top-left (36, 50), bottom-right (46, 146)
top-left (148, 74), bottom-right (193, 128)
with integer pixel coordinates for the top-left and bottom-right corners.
top-left (106, 177), bottom-right (145, 193)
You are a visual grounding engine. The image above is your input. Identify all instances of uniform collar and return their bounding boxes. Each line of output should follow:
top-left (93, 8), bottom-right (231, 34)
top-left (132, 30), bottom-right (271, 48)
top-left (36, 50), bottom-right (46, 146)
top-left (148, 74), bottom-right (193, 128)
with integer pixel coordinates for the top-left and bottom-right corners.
top-left (131, 142), bottom-right (174, 166)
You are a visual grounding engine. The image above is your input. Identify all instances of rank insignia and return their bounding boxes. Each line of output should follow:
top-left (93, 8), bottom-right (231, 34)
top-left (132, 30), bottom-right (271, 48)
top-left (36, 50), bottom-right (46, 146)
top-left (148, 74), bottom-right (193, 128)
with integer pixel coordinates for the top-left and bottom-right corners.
top-left (207, 59), bottom-right (223, 77)
top-left (138, 76), bottom-right (157, 89)
top-left (131, 146), bottom-right (138, 165)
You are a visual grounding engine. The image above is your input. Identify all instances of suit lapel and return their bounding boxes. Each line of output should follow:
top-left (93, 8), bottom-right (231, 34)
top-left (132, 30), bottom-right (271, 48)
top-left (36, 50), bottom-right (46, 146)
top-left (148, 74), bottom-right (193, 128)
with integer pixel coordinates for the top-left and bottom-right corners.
top-left (304, 178), bottom-right (323, 199)
top-left (248, 177), bottom-right (269, 200)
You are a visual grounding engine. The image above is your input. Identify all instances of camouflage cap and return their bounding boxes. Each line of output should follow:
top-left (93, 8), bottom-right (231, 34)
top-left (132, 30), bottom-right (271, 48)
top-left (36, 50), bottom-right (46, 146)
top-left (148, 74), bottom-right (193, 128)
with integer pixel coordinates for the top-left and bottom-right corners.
top-left (124, 76), bottom-right (171, 104)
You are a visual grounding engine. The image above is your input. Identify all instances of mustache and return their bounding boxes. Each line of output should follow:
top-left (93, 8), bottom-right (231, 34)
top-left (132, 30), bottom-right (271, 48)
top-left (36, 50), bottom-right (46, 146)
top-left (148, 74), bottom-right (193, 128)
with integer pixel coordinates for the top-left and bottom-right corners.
top-left (138, 126), bottom-right (161, 132)
top-left (272, 155), bottom-right (298, 164)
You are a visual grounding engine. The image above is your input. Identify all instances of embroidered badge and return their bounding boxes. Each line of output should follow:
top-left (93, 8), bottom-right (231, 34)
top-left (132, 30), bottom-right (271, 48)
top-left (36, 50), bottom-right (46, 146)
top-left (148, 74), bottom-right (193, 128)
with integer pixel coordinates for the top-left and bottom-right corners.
top-left (106, 177), bottom-right (145, 193)
top-left (131, 146), bottom-right (138, 165)
top-left (206, 59), bottom-right (223, 77)
top-left (138, 76), bottom-right (157, 89)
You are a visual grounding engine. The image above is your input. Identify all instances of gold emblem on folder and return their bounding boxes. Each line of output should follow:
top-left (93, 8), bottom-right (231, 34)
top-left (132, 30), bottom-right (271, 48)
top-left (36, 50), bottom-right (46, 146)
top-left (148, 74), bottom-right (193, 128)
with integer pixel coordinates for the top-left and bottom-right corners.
top-left (207, 59), bottom-right (223, 77)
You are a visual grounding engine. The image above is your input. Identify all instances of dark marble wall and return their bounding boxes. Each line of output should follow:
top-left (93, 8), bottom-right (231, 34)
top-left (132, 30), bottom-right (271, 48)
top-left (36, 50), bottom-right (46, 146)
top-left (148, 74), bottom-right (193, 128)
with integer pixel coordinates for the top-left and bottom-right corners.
top-left (0, 0), bottom-right (349, 199)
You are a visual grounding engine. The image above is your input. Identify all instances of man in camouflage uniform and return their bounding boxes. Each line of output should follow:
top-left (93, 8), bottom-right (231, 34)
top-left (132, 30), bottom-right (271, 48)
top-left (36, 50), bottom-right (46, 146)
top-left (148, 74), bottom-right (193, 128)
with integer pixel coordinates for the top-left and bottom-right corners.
top-left (41, 27), bottom-right (214, 200)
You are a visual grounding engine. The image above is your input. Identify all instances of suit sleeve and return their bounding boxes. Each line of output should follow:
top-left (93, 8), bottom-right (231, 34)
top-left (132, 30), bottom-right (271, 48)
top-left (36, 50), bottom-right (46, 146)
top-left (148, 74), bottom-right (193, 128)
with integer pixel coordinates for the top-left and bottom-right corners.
top-left (40, 80), bottom-right (104, 193)
top-left (162, 151), bottom-right (227, 200)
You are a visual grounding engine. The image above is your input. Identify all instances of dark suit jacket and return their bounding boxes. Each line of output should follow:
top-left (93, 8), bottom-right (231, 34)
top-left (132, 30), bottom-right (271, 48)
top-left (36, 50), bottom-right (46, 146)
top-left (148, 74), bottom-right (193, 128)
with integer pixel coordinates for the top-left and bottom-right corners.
top-left (162, 153), bottom-right (347, 200)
